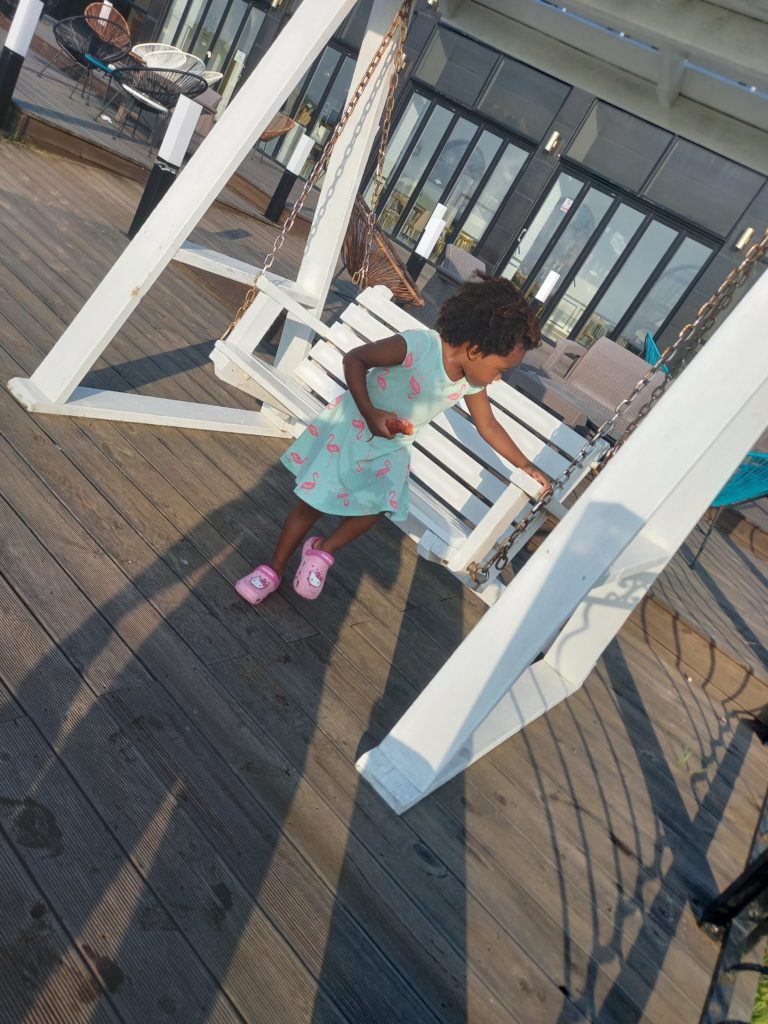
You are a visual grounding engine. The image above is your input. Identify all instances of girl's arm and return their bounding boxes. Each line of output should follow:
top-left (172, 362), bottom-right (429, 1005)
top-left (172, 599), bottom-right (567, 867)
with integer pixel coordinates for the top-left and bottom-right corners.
top-left (343, 334), bottom-right (407, 439)
top-left (464, 390), bottom-right (551, 493)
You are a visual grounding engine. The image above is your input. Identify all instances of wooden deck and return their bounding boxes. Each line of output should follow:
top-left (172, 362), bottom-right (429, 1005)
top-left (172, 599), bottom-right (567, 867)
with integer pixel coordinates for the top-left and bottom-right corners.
top-left (1, 136), bottom-right (768, 1024)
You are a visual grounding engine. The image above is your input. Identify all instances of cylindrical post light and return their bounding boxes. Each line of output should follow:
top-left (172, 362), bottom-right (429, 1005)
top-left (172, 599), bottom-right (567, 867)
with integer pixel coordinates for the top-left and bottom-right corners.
top-left (264, 131), bottom-right (314, 222)
top-left (127, 96), bottom-right (202, 238)
top-left (0, 0), bottom-right (44, 129)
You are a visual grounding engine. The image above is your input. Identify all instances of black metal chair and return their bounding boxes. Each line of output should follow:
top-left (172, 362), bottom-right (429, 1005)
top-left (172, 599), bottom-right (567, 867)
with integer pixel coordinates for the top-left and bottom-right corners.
top-left (104, 67), bottom-right (208, 152)
top-left (38, 16), bottom-right (131, 105)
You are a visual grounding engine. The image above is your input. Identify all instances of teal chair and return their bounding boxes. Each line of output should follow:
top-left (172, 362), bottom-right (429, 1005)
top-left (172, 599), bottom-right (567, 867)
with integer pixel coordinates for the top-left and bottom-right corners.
top-left (643, 332), bottom-right (671, 376)
top-left (690, 451), bottom-right (768, 566)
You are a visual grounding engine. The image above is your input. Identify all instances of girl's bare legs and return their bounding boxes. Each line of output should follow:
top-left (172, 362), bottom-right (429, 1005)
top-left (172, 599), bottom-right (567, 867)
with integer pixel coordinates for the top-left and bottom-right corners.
top-left (271, 500), bottom-right (323, 575)
top-left (270, 502), bottom-right (383, 575)
top-left (316, 512), bottom-right (383, 556)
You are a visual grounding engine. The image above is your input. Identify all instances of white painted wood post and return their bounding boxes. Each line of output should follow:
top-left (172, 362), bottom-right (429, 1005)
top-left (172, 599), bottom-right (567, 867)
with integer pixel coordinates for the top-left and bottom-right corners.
top-left (8, 0), bottom-right (357, 409)
top-left (271, 0), bottom-right (407, 374)
top-left (357, 270), bottom-right (768, 813)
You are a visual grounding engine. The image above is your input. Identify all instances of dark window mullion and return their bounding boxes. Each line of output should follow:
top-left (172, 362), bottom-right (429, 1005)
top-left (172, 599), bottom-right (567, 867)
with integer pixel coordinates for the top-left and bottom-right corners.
top-left (222, 3), bottom-right (254, 72)
top-left (188, 0), bottom-right (216, 52)
top-left (540, 195), bottom-right (619, 320)
top-left (205, 0), bottom-right (236, 61)
top-left (371, 93), bottom-right (437, 216)
top-left (569, 212), bottom-right (651, 339)
top-left (305, 50), bottom-right (345, 136)
top-left (612, 232), bottom-right (685, 342)
top-left (170, 0), bottom-right (197, 47)
top-left (639, 243), bottom-right (717, 346)
top-left (520, 177), bottom-right (591, 294)
top-left (446, 135), bottom-right (511, 249)
top-left (392, 110), bottom-right (460, 239)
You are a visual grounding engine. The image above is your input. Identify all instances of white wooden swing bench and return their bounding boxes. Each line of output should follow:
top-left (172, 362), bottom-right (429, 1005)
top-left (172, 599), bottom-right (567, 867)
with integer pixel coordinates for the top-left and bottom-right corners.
top-left (200, 259), bottom-right (608, 605)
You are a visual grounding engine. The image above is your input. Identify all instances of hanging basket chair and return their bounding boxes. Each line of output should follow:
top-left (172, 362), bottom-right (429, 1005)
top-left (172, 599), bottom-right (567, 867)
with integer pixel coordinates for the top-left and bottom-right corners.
top-left (342, 196), bottom-right (425, 307)
top-left (260, 113), bottom-right (297, 143)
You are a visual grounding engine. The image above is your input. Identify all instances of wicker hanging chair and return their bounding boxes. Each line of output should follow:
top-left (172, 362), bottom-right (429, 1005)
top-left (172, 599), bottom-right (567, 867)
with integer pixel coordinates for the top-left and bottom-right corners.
top-left (342, 196), bottom-right (425, 307)
top-left (260, 113), bottom-right (297, 143)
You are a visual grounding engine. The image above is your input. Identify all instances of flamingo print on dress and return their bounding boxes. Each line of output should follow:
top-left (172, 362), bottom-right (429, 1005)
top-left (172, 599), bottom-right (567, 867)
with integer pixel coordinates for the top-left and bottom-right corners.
top-left (308, 424), bottom-right (319, 437)
top-left (326, 395), bottom-right (343, 409)
top-left (375, 459), bottom-right (391, 478)
top-left (300, 473), bottom-right (319, 491)
top-left (352, 418), bottom-right (366, 441)
top-left (376, 369), bottom-right (389, 391)
top-left (448, 382), bottom-right (467, 402)
top-left (404, 352), bottom-right (414, 369)
top-left (355, 461), bottom-right (363, 473)
top-left (388, 490), bottom-right (398, 512)
top-left (337, 492), bottom-right (350, 508)
top-left (407, 375), bottom-right (421, 400)
top-left (289, 452), bottom-right (306, 465)
top-left (326, 434), bottom-right (340, 455)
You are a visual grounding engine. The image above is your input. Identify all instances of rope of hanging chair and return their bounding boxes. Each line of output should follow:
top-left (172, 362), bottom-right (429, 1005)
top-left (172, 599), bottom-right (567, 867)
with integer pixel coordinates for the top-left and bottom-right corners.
top-left (260, 113), bottom-right (297, 143)
top-left (342, 196), bottom-right (425, 306)
top-left (221, 0), bottom-right (414, 342)
top-left (466, 227), bottom-right (768, 586)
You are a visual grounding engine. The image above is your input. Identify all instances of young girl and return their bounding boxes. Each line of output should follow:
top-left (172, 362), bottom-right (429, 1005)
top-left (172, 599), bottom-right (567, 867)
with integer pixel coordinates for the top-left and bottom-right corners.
top-left (235, 273), bottom-right (550, 604)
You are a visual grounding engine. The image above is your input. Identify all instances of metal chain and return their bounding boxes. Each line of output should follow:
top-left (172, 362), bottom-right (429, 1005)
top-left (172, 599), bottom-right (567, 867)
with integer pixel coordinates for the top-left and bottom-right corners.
top-left (467, 227), bottom-right (768, 585)
top-left (221, 0), bottom-right (413, 341)
top-left (352, 2), bottom-right (411, 288)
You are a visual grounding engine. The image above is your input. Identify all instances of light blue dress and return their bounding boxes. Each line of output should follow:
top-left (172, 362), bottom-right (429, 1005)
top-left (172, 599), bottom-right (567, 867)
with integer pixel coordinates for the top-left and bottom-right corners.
top-left (281, 327), bottom-right (483, 522)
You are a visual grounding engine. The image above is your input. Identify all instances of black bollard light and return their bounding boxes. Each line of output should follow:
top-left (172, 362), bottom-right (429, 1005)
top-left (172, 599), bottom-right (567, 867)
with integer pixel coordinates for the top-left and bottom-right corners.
top-left (127, 95), bottom-right (202, 238)
top-left (264, 130), bottom-right (314, 222)
top-left (0, 0), bottom-right (44, 129)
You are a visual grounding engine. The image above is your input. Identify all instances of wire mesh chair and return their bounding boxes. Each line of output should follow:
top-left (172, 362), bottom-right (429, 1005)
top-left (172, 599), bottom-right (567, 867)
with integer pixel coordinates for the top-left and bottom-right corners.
top-left (341, 196), bottom-right (425, 306)
top-left (129, 43), bottom-right (206, 75)
top-left (39, 15), bottom-right (131, 103)
top-left (690, 451), bottom-right (768, 566)
top-left (107, 66), bottom-right (207, 152)
top-left (83, 2), bottom-right (131, 36)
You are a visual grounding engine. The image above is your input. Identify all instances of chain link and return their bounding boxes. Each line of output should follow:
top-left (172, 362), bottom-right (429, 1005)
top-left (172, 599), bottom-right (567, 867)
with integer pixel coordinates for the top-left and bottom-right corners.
top-left (467, 227), bottom-right (768, 586)
top-left (221, 0), bottom-right (414, 342)
top-left (352, 4), bottom-right (411, 288)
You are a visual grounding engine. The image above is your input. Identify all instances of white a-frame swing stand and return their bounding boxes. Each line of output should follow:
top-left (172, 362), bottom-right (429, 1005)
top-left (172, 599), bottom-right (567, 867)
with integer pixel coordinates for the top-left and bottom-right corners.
top-left (357, 268), bottom-right (768, 812)
top-left (7, 0), bottom-right (387, 433)
top-left (7, 0), bottom-right (768, 814)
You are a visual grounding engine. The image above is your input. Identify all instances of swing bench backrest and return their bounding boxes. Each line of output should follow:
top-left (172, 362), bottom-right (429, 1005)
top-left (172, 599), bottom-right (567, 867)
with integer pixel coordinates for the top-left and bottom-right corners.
top-left (219, 283), bottom-right (605, 603)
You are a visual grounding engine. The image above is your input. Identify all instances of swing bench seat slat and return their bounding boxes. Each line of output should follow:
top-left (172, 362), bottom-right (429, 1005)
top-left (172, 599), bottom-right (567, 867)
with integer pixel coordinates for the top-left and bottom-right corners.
top-left (216, 281), bottom-right (605, 603)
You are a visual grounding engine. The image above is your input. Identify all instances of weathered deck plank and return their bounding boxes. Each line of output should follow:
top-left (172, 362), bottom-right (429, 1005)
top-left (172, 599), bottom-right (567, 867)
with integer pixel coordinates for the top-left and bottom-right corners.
top-left (0, 138), bottom-right (766, 1024)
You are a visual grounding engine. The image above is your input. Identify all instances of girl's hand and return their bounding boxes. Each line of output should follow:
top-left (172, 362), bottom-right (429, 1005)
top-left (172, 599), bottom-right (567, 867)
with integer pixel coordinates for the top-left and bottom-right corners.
top-left (520, 462), bottom-right (552, 494)
top-left (366, 408), bottom-right (397, 439)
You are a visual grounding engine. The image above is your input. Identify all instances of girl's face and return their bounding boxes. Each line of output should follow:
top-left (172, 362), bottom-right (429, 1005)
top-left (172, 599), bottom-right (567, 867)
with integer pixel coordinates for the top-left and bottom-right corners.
top-left (462, 342), bottom-right (527, 388)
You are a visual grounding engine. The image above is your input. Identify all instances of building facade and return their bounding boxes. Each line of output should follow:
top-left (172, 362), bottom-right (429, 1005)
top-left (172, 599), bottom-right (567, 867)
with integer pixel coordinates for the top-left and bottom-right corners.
top-left (136, 0), bottom-right (768, 353)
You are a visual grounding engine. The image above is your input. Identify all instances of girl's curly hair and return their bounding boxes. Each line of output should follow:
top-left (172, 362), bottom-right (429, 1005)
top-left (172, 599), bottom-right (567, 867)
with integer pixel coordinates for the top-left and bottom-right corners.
top-left (436, 272), bottom-right (541, 355)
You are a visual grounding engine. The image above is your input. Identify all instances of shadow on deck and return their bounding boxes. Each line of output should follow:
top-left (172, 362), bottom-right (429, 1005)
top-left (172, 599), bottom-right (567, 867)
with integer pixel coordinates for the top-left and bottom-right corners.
top-left (0, 129), bottom-right (766, 1023)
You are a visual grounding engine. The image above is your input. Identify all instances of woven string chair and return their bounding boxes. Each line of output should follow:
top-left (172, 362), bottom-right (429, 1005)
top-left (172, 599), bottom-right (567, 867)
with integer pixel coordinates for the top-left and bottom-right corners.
top-left (342, 196), bottom-right (424, 307)
top-left (109, 66), bottom-right (207, 151)
top-left (40, 16), bottom-right (130, 103)
top-left (260, 112), bottom-right (297, 143)
top-left (83, 2), bottom-right (131, 38)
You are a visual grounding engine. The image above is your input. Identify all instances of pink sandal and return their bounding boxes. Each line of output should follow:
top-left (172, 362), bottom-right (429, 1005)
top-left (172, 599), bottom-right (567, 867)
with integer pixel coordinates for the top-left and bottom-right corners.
top-left (293, 537), bottom-right (334, 600)
top-left (235, 565), bottom-right (281, 605)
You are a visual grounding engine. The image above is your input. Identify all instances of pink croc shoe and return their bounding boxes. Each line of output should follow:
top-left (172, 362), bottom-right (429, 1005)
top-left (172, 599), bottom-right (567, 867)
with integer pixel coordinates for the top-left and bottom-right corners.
top-left (293, 537), bottom-right (334, 600)
top-left (235, 565), bottom-right (281, 605)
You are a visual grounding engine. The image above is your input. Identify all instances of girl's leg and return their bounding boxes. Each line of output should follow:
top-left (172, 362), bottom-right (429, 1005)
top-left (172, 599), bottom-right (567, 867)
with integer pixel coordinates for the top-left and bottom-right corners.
top-left (316, 512), bottom-right (383, 556)
top-left (271, 500), bottom-right (323, 575)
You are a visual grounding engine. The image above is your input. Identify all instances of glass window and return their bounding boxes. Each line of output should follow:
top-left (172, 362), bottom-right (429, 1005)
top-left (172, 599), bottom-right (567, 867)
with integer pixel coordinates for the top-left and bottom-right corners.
top-left (364, 93), bottom-right (430, 209)
top-left (524, 187), bottom-right (613, 313)
top-left (568, 102), bottom-right (671, 192)
top-left (477, 57), bottom-right (568, 140)
top-left (544, 204), bottom-right (645, 341)
top-left (577, 221), bottom-right (677, 346)
top-left (421, 129), bottom-right (506, 259)
top-left (616, 236), bottom-right (712, 351)
top-left (643, 140), bottom-right (763, 237)
top-left (501, 173), bottom-right (583, 288)
top-left (397, 117), bottom-right (477, 246)
top-left (449, 142), bottom-right (528, 254)
top-left (376, 104), bottom-right (452, 234)
top-left (416, 29), bottom-right (497, 107)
